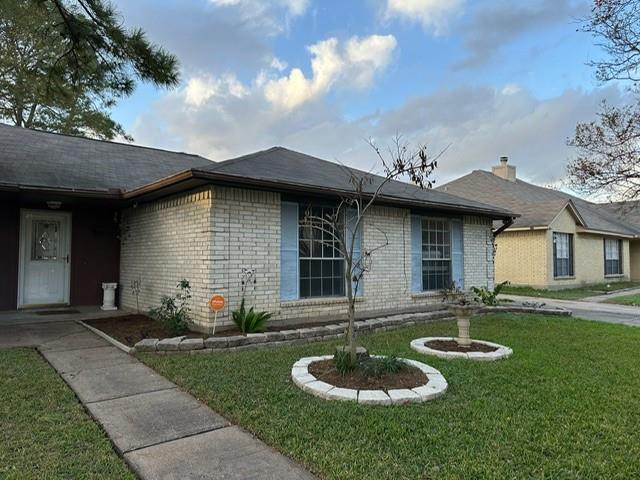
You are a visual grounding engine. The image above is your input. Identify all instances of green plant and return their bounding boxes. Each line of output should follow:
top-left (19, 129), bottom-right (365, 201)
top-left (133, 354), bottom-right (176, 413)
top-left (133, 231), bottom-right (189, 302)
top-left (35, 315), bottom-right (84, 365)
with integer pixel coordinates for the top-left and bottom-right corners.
top-left (231, 298), bottom-right (272, 334)
top-left (471, 281), bottom-right (510, 306)
top-left (359, 355), bottom-right (404, 378)
top-left (149, 279), bottom-right (191, 336)
top-left (334, 349), bottom-right (356, 376)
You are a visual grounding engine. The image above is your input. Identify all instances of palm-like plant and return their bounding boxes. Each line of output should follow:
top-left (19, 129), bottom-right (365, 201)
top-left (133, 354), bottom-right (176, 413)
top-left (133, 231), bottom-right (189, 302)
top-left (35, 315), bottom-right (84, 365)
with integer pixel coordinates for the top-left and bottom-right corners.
top-left (231, 298), bottom-right (272, 334)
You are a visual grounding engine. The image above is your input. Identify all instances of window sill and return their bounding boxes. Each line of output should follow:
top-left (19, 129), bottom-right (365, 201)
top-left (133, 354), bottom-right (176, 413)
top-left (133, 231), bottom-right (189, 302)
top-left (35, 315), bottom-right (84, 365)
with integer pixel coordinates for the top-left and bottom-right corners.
top-left (553, 276), bottom-right (575, 280)
top-left (411, 291), bottom-right (444, 299)
top-left (281, 296), bottom-right (364, 308)
top-left (604, 274), bottom-right (625, 278)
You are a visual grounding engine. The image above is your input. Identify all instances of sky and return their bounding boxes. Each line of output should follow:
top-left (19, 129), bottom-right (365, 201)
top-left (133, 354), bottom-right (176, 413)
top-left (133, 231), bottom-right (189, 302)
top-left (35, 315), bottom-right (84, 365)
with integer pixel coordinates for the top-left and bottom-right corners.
top-left (109, 0), bottom-right (626, 189)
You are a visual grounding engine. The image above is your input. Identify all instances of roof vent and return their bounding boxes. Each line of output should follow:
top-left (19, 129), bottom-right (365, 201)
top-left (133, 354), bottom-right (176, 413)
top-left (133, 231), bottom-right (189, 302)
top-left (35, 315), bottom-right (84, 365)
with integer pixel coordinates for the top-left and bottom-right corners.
top-left (492, 156), bottom-right (516, 182)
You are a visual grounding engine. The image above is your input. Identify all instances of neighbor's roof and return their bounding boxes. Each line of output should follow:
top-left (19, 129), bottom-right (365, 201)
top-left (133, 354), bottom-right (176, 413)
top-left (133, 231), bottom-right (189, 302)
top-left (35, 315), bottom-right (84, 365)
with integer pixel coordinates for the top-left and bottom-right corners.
top-left (438, 170), bottom-right (639, 237)
top-left (0, 123), bottom-right (212, 194)
top-left (193, 147), bottom-right (514, 218)
top-left (0, 124), bottom-right (513, 218)
top-left (597, 201), bottom-right (640, 231)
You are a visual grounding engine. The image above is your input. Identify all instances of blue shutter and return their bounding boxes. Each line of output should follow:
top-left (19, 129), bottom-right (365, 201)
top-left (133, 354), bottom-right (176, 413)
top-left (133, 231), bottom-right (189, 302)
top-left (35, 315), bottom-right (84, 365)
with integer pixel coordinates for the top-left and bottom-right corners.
top-left (280, 202), bottom-right (299, 300)
top-left (346, 208), bottom-right (363, 296)
top-left (411, 215), bottom-right (423, 292)
top-left (451, 218), bottom-right (464, 289)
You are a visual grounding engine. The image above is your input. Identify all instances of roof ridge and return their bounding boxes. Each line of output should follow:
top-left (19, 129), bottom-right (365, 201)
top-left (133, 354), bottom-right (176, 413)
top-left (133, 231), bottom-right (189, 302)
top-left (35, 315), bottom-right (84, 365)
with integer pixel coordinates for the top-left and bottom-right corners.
top-left (0, 122), bottom-right (210, 161)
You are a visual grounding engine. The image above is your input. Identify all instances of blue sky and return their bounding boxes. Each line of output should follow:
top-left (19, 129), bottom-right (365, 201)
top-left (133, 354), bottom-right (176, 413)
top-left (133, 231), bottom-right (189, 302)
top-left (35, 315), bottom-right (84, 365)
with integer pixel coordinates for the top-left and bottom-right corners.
top-left (110, 0), bottom-right (623, 187)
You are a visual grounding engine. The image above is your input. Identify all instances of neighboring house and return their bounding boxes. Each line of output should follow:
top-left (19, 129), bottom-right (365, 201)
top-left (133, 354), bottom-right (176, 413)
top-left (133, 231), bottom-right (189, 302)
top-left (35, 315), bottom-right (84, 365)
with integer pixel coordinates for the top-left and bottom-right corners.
top-left (439, 157), bottom-right (640, 289)
top-left (0, 124), bottom-right (513, 332)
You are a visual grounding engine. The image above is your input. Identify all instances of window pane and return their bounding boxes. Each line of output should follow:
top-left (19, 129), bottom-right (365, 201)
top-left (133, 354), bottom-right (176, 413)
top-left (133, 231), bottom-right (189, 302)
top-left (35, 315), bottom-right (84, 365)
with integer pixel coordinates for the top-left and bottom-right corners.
top-left (310, 278), bottom-right (322, 297)
top-left (300, 259), bottom-right (310, 278)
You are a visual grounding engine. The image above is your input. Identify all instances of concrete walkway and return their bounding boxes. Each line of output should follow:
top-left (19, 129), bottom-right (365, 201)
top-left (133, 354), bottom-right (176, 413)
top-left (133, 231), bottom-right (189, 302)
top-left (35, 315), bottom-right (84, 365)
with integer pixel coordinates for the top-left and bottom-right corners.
top-left (500, 295), bottom-right (640, 327)
top-left (1, 320), bottom-right (315, 480)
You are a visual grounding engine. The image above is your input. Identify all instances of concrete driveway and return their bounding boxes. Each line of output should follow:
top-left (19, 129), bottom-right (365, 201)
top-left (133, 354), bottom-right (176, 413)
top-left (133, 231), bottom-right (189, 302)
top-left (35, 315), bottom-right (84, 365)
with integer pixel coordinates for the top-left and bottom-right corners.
top-left (500, 295), bottom-right (640, 327)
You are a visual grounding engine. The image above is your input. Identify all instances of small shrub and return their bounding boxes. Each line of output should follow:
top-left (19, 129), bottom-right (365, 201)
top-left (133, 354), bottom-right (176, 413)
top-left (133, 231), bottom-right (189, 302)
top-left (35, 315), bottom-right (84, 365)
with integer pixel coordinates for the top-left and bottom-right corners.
top-left (334, 349), bottom-right (356, 376)
top-left (231, 298), bottom-right (272, 334)
top-left (148, 279), bottom-right (191, 336)
top-left (471, 281), bottom-right (510, 306)
top-left (359, 355), bottom-right (404, 378)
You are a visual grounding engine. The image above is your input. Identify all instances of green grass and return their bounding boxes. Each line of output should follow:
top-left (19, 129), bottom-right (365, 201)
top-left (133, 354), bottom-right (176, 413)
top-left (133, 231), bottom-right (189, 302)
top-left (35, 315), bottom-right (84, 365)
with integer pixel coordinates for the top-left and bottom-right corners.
top-left (604, 293), bottom-right (640, 306)
top-left (501, 281), bottom-right (640, 300)
top-left (141, 314), bottom-right (640, 479)
top-left (0, 349), bottom-right (134, 480)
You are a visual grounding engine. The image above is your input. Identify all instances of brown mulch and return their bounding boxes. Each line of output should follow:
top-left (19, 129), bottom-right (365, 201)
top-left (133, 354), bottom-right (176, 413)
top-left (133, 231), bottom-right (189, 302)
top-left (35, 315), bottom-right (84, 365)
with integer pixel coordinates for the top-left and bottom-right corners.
top-left (85, 315), bottom-right (208, 346)
top-left (308, 359), bottom-right (428, 392)
top-left (86, 313), bottom-right (356, 346)
top-left (424, 339), bottom-right (498, 353)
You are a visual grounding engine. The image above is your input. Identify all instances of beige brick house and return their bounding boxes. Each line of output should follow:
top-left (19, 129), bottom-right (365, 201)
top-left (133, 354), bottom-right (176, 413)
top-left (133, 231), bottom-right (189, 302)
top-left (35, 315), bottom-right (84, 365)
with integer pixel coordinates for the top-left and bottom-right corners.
top-left (1, 124), bottom-right (513, 332)
top-left (439, 157), bottom-right (640, 289)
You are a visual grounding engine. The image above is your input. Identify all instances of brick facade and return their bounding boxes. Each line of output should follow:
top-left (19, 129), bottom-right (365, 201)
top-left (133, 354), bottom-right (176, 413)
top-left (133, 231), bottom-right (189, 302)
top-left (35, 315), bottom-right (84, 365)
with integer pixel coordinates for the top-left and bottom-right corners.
top-left (119, 186), bottom-right (495, 333)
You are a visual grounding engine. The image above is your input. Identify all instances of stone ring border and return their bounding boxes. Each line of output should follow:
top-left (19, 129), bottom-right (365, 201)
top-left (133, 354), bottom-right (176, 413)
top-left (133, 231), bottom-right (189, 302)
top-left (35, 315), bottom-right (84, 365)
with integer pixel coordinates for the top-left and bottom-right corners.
top-left (291, 355), bottom-right (447, 405)
top-left (410, 337), bottom-right (513, 361)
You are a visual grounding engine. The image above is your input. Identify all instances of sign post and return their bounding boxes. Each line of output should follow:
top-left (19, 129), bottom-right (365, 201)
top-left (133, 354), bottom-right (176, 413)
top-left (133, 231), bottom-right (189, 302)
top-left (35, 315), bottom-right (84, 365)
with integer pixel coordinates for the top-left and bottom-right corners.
top-left (208, 294), bottom-right (225, 336)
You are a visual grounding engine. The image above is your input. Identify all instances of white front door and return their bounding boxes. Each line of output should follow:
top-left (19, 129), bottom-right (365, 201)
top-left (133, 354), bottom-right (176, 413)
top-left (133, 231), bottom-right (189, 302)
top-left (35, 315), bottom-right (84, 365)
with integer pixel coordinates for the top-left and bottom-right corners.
top-left (18, 210), bottom-right (71, 307)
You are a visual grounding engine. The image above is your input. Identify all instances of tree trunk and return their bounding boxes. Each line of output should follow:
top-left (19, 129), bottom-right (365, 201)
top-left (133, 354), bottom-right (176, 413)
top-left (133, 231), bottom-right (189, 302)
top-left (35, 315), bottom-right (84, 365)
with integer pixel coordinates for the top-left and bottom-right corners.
top-left (347, 299), bottom-right (356, 364)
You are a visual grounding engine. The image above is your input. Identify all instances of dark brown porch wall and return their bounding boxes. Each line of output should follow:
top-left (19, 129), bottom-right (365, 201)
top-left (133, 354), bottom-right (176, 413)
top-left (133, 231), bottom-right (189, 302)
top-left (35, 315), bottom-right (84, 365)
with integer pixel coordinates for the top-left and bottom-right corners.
top-left (0, 203), bottom-right (20, 310)
top-left (70, 208), bottom-right (120, 306)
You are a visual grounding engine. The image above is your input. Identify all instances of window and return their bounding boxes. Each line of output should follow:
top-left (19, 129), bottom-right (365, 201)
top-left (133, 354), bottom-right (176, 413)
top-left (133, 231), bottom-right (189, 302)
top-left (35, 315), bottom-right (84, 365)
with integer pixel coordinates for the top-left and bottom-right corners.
top-left (421, 219), bottom-right (451, 290)
top-left (604, 238), bottom-right (623, 276)
top-left (31, 220), bottom-right (59, 261)
top-left (553, 232), bottom-right (574, 278)
top-left (298, 206), bottom-right (345, 298)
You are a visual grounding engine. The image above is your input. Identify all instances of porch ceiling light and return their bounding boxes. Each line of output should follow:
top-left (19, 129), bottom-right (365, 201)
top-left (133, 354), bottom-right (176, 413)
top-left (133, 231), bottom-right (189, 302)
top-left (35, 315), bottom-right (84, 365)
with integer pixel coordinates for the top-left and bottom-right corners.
top-left (46, 201), bottom-right (62, 209)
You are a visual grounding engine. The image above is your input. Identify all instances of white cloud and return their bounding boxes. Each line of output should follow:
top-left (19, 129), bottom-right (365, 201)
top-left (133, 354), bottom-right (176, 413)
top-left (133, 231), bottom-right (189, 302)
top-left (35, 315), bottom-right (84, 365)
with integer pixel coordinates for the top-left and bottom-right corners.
top-left (264, 35), bottom-right (397, 111)
top-left (208, 0), bottom-right (310, 35)
top-left (501, 83), bottom-right (521, 96)
top-left (133, 81), bottom-right (626, 190)
top-left (184, 74), bottom-right (249, 107)
top-left (386, 0), bottom-right (464, 34)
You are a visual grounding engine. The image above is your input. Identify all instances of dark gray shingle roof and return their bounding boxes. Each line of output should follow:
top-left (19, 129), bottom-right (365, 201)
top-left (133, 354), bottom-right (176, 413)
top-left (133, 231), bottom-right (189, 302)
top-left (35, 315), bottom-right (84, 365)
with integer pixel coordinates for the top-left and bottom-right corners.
top-left (197, 147), bottom-right (513, 217)
top-left (0, 125), bottom-right (512, 217)
top-left (0, 123), bottom-right (212, 193)
top-left (438, 170), bottom-right (639, 236)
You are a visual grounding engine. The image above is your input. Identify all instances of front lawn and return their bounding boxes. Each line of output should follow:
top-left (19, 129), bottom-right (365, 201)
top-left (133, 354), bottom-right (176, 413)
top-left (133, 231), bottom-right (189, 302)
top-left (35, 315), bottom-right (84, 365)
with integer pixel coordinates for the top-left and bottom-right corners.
top-left (142, 314), bottom-right (640, 479)
top-left (502, 281), bottom-right (640, 300)
top-left (604, 293), bottom-right (640, 306)
top-left (0, 349), bottom-right (134, 480)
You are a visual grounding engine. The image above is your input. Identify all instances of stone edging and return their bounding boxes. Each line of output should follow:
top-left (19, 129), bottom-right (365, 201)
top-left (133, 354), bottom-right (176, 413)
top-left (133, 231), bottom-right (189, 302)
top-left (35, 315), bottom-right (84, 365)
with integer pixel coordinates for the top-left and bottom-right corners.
top-left (410, 336), bottom-right (513, 361)
top-left (132, 310), bottom-right (454, 354)
top-left (482, 305), bottom-right (571, 316)
top-left (291, 355), bottom-right (448, 405)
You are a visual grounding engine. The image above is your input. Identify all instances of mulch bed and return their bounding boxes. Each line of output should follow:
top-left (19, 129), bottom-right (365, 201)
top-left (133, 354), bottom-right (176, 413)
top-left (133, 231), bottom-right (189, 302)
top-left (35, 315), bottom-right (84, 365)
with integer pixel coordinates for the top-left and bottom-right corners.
top-left (424, 339), bottom-right (498, 353)
top-left (86, 314), bottom-right (355, 346)
top-left (308, 359), bottom-right (428, 391)
top-left (86, 315), bottom-right (208, 346)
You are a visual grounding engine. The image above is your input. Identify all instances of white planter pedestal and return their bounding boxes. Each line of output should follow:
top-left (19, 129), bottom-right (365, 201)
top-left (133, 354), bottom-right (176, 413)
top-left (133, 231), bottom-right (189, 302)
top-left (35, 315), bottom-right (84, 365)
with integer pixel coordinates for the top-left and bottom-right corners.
top-left (101, 282), bottom-right (118, 311)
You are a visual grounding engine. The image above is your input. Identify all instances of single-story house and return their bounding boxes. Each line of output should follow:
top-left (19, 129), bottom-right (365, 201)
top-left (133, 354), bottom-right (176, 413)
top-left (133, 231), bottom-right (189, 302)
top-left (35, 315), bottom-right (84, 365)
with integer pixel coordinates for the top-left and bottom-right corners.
top-left (438, 157), bottom-right (640, 289)
top-left (1, 124), bottom-right (514, 332)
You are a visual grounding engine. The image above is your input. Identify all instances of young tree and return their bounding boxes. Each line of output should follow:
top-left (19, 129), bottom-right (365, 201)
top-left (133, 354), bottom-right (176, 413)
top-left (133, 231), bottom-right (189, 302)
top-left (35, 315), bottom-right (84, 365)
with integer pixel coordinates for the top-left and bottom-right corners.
top-left (300, 137), bottom-right (441, 365)
top-left (0, 0), bottom-right (178, 139)
top-left (568, 0), bottom-right (640, 199)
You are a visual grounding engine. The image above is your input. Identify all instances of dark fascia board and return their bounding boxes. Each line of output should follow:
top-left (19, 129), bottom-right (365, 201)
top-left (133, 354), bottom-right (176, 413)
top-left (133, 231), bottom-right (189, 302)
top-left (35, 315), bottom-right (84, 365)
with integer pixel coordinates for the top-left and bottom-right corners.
top-left (1, 169), bottom-right (518, 220)
top-left (0, 182), bottom-right (120, 199)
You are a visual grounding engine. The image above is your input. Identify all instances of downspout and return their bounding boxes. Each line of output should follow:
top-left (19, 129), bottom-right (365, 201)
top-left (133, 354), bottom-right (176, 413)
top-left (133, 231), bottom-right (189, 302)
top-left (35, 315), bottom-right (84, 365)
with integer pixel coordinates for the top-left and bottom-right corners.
top-left (493, 216), bottom-right (515, 238)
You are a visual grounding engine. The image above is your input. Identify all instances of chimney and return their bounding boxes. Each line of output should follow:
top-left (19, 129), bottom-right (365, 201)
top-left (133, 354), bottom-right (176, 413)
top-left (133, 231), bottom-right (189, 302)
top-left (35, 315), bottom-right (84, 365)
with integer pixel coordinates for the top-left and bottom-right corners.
top-left (491, 155), bottom-right (516, 182)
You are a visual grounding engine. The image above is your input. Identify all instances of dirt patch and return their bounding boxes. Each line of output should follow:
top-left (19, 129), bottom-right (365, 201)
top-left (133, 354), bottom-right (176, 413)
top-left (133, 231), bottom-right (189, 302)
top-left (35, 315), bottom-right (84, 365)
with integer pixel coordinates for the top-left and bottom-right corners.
top-left (85, 315), bottom-right (208, 346)
top-left (424, 339), bottom-right (498, 353)
top-left (308, 359), bottom-right (428, 392)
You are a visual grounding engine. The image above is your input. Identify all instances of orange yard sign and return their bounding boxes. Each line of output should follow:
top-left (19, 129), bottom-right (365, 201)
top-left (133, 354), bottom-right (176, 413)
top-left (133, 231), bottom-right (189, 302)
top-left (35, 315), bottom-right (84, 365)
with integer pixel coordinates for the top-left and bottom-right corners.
top-left (209, 294), bottom-right (225, 312)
